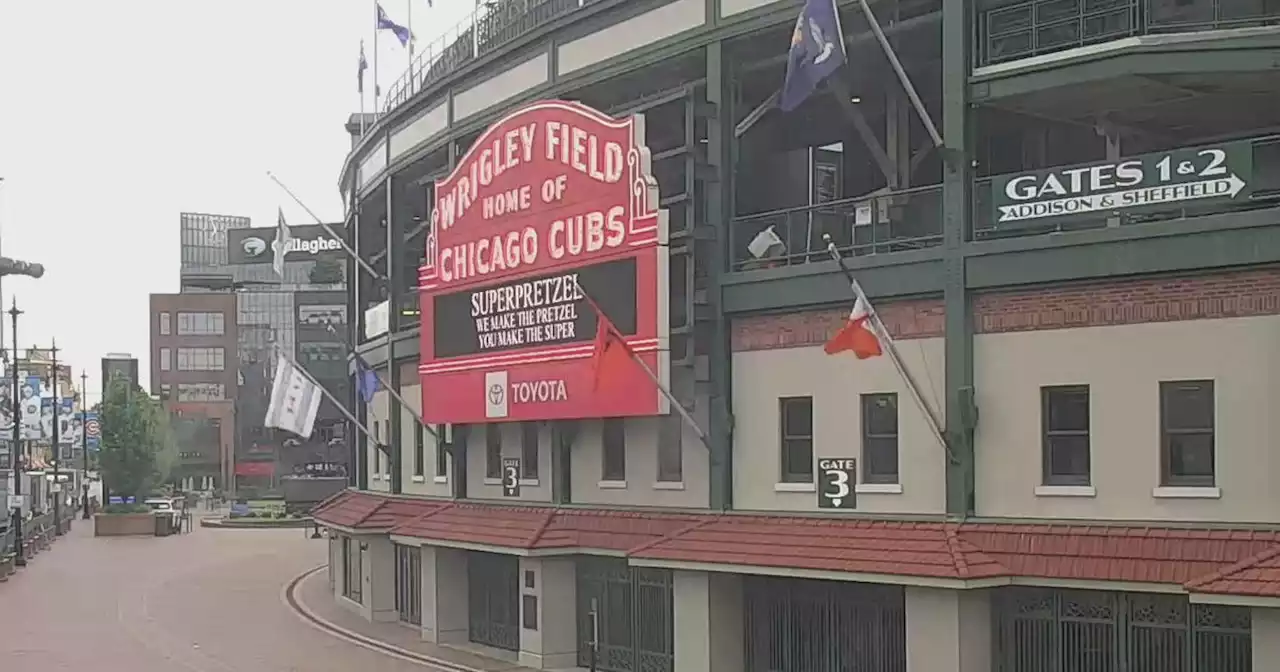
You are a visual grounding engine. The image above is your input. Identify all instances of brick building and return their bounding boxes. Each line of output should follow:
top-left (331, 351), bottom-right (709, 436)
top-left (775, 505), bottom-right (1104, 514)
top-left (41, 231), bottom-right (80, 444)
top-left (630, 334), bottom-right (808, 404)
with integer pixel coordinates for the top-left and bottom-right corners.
top-left (149, 293), bottom-right (237, 491)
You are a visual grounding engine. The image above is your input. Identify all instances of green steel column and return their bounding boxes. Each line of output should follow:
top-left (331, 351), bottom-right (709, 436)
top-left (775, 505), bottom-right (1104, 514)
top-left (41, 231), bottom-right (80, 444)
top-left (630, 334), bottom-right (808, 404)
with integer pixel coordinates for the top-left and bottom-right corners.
top-left (705, 41), bottom-right (734, 511)
top-left (351, 176), bottom-right (369, 492)
top-left (941, 0), bottom-right (975, 516)
top-left (386, 178), bottom-right (403, 495)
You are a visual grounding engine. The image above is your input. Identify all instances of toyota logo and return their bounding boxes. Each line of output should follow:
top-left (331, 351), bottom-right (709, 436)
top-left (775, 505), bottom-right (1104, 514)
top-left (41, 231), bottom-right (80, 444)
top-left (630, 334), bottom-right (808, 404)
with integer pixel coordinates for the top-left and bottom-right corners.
top-left (488, 383), bottom-right (504, 407)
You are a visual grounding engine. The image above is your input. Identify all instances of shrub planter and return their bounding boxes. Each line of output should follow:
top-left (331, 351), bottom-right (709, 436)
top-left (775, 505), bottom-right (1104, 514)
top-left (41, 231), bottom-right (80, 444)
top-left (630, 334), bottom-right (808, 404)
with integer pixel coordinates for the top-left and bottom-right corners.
top-left (94, 513), bottom-right (158, 537)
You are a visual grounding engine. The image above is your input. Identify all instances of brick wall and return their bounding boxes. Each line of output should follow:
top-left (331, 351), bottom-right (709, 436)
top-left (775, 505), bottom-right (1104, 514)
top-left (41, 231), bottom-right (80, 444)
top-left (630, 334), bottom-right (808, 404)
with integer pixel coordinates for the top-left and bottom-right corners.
top-left (732, 268), bottom-right (1280, 352)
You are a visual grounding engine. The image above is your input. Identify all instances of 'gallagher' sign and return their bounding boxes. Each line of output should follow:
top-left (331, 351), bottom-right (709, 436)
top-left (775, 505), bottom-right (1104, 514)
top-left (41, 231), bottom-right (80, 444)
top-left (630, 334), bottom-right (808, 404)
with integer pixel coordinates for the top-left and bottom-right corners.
top-left (991, 142), bottom-right (1252, 225)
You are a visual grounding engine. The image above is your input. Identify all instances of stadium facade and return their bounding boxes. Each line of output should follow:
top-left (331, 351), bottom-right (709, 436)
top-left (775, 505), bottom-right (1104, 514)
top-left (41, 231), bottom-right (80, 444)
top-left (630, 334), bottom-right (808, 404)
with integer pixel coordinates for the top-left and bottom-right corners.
top-left (313, 1), bottom-right (1280, 670)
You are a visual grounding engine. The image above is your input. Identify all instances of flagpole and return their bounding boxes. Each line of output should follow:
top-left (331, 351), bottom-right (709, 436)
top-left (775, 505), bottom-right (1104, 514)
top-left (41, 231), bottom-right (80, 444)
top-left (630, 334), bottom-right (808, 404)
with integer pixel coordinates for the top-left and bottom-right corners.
top-left (372, 0), bottom-right (381, 115)
top-left (571, 280), bottom-right (710, 450)
top-left (821, 234), bottom-right (952, 459)
top-left (406, 0), bottom-right (415, 95)
top-left (265, 171), bottom-right (385, 280)
top-left (359, 41), bottom-right (367, 135)
top-left (855, 0), bottom-right (944, 148)
top-left (325, 323), bottom-right (436, 438)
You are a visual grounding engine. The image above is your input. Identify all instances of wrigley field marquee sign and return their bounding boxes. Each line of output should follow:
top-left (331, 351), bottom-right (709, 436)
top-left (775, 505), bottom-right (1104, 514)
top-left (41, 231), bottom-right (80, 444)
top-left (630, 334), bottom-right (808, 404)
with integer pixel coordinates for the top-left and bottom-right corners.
top-left (418, 100), bottom-right (670, 424)
top-left (991, 142), bottom-right (1252, 225)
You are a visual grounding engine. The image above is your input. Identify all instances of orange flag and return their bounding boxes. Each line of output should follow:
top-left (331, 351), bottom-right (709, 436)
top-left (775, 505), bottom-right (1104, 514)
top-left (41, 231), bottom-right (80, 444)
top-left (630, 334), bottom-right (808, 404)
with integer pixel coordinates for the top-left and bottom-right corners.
top-left (824, 295), bottom-right (883, 359)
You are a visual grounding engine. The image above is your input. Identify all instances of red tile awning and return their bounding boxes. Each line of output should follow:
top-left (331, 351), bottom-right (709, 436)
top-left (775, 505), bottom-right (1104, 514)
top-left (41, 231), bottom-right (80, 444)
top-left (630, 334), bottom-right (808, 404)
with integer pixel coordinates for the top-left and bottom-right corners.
top-left (629, 516), bottom-right (1005, 580)
top-left (1186, 546), bottom-right (1280, 598)
top-left (959, 524), bottom-right (1280, 586)
top-left (325, 491), bottom-right (1280, 597)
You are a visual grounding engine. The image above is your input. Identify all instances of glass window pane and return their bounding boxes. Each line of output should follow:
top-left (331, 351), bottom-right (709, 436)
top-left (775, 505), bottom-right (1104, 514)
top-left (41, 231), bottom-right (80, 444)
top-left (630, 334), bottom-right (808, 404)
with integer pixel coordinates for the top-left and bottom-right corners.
top-left (1048, 435), bottom-right (1090, 478)
top-left (1163, 381), bottom-right (1214, 430)
top-left (781, 397), bottom-right (812, 437)
top-left (1046, 388), bottom-right (1089, 432)
top-left (1168, 433), bottom-right (1214, 477)
top-left (862, 394), bottom-right (898, 436)
top-left (783, 438), bottom-right (813, 478)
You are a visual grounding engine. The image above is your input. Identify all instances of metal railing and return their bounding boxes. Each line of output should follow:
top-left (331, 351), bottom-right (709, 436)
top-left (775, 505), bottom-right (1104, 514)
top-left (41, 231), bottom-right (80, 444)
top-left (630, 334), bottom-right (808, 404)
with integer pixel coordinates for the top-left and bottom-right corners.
top-left (377, 0), bottom-right (604, 123)
top-left (972, 134), bottom-right (1280, 240)
top-left (0, 511), bottom-right (55, 559)
top-left (731, 185), bottom-right (943, 271)
top-left (977, 0), bottom-right (1280, 67)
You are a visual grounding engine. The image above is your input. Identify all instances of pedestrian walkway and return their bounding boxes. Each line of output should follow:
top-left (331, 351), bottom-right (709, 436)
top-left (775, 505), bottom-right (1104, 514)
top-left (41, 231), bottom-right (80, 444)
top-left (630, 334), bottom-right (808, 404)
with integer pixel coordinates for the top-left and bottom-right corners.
top-left (0, 516), bottom-right (459, 671)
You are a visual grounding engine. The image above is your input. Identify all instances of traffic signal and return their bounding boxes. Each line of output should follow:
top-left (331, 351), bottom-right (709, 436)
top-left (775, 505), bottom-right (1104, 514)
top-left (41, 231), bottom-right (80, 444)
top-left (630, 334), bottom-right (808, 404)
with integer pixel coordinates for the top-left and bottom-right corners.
top-left (0, 257), bottom-right (44, 278)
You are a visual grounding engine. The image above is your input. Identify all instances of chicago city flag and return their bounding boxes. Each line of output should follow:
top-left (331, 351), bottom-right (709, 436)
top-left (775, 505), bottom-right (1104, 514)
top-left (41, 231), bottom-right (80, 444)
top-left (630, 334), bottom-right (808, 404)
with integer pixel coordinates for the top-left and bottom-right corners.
top-left (824, 294), bottom-right (883, 359)
top-left (264, 357), bottom-right (322, 438)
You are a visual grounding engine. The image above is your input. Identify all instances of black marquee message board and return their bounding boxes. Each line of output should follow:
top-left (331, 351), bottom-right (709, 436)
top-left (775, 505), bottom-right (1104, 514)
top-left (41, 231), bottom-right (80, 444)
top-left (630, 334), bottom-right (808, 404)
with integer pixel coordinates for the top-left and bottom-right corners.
top-left (432, 257), bottom-right (638, 360)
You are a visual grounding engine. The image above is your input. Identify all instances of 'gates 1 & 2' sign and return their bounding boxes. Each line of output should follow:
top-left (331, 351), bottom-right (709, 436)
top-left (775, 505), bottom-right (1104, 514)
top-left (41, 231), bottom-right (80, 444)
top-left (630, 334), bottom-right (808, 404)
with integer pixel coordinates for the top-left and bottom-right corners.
top-left (418, 100), bottom-right (670, 424)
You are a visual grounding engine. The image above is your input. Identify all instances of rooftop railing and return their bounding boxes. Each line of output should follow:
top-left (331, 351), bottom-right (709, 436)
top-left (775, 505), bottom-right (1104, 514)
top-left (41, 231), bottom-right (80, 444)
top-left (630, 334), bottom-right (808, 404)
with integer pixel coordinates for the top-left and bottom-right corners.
top-left (377, 0), bottom-right (603, 123)
top-left (976, 0), bottom-right (1280, 67)
top-left (731, 185), bottom-right (944, 271)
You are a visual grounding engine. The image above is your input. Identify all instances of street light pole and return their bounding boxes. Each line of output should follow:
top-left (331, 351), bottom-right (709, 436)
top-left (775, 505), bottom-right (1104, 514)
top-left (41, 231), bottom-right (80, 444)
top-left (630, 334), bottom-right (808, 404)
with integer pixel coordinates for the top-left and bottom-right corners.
top-left (8, 299), bottom-right (22, 566)
top-left (49, 340), bottom-right (60, 534)
top-left (81, 371), bottom-right (89, 519)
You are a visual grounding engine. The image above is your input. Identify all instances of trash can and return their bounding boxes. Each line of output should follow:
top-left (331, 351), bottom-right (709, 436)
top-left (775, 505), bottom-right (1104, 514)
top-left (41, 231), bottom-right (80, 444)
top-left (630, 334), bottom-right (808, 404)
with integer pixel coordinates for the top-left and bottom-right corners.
top-left (154, 513), bottom-right (174, 537)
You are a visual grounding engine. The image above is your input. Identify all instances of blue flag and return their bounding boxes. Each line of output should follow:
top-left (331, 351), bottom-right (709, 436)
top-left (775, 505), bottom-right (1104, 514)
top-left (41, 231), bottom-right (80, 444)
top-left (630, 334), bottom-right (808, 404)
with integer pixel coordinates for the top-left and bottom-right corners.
top-left (377, 5), bottom-right (413, 48)
top-left (356, 360), bottom-right (380, 404)
top-left (358, 40), bottom-right (368, 94)
top-left (779, 0), bottom-right (846, 112)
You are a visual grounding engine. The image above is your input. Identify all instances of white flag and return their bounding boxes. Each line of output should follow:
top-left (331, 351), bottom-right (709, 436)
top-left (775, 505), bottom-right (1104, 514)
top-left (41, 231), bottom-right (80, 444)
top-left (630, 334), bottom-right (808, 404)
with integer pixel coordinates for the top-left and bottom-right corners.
top-left (264, 357), bottom-right (322, 438)
top-left (747, 226), bottom-right (786, 259)
top-left (272, 207), bottom-right (293, 278)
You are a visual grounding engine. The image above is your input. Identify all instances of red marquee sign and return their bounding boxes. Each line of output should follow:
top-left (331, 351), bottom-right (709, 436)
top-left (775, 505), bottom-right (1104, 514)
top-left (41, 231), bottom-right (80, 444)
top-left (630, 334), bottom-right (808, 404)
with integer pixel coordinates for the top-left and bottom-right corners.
top-left (418, 100), bottom-right (669, 424)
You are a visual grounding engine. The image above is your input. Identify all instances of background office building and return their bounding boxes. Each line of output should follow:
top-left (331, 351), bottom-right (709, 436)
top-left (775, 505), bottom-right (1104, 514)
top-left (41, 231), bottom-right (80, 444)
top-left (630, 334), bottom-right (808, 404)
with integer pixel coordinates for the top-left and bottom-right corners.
top-left (149, 293), bottom-right (237, 492)
top-left (176, 212), bottom-right (349, 494)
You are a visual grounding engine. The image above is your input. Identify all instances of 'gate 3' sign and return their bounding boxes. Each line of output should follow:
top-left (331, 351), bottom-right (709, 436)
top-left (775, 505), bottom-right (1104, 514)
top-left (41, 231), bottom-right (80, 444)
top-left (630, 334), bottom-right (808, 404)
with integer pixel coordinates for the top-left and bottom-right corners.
top-left (418, 100), bottom-right (670, 424)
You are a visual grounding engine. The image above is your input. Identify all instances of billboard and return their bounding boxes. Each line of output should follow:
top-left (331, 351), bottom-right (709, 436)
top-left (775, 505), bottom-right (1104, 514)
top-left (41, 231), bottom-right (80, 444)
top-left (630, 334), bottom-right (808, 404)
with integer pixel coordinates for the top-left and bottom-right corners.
top-left (418, 100), bottom-right (669, 423)
top-left (225, 224), bottom-right (346, 265)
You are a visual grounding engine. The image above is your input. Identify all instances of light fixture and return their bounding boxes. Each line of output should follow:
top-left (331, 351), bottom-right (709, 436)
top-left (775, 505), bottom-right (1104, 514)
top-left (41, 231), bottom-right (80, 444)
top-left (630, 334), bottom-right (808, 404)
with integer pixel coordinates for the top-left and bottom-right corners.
top-left (850, 96), bottom-right (862, 104)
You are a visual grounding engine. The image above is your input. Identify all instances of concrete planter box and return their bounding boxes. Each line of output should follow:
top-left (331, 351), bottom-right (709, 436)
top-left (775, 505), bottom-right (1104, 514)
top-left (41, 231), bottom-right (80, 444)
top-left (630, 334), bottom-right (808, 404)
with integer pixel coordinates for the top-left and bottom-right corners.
top-left (0, 555), bottom-right (13, 581)
top-left (94, 513), bottom-right (157, 537)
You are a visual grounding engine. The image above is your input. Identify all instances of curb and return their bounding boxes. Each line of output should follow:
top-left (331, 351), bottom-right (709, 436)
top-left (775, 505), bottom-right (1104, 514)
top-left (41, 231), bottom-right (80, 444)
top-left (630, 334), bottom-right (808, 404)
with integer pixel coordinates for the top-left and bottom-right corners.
top-left (202, 517), bottom-right (314, 529)
top-left (283, 566), bottom-right (512, 672)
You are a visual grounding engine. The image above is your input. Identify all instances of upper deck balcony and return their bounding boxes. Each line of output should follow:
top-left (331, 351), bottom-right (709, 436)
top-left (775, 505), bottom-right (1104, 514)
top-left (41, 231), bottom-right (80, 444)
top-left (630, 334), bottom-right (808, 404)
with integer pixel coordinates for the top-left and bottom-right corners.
top-left (976, 0), bottom-right (1280, 67)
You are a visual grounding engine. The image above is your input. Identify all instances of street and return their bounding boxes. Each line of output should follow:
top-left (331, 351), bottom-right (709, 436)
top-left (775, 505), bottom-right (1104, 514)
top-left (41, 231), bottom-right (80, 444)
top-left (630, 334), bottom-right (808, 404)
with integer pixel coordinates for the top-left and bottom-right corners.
top-left (0, 518), bottom-right (434, 672)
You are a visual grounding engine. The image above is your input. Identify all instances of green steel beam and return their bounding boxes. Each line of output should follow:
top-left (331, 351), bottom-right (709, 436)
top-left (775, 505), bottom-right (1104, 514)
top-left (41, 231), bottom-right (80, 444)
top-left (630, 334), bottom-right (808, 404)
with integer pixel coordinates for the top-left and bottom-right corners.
top-left (706, 41), bottom-right (734, 511)
top-left (941, 0), bottom-right (974, 517)
top-left (721, 254), bottom-right (946, 314)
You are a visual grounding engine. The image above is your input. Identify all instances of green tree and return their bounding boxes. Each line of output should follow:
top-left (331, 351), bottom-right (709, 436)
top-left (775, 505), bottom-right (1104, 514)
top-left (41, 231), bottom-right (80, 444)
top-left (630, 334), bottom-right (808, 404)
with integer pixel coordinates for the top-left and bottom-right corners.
top-left (98, 376), bottom-right (165, 499)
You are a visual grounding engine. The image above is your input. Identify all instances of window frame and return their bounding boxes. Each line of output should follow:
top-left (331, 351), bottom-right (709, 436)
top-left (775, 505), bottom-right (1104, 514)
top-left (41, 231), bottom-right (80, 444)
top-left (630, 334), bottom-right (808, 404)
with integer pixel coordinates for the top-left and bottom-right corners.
top-left (860, 393), bottom-right (899, 485)
top-left (520, 421), bottom-right (539, 480)
top-left (159, 347), bottom-right (172, 372)
top-left (158, 312), bottom-right (171, 335)
top-left (656, 412), bottom-right (683, 483)
top-left (413, 423), bottom-right (425, 477)
top-left (435, 430), bottom-right (449, 478)
top-left (779, 396), bottom-right (814, 483)
top-left (1040, 385), bottom-right (1092, 486)
top-left (485, 424), bottom-right (502, 479)
top-left (1159, 380), bottom-right (1216, 488)
top-left (601, 418), bottom-right (626, 482)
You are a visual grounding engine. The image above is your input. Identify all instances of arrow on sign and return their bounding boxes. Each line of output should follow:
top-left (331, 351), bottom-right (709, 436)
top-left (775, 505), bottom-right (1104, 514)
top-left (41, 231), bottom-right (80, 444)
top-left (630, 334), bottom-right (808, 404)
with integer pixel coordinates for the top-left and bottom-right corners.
top-left (998, 174), bottom-right (1248, 224)
top-left (830, 497), bottom-right (843, 507)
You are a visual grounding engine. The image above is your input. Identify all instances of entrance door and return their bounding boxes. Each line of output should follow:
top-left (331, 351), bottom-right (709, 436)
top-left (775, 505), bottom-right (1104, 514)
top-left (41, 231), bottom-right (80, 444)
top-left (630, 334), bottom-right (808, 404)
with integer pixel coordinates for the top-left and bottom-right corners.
top-left (467, 551), bottom-right (520, 651)
top-left (576, 557), bottom-right (674, 672)
top-left (394, 544), bottom-right (421, 625)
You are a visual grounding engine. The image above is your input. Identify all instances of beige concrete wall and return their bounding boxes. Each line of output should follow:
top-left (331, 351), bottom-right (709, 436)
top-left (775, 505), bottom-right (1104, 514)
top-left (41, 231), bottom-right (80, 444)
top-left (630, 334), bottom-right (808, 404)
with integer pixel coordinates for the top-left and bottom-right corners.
top-left (731, 339), bottom-right (947, 514)
top-left (975, 316), bottom-right (1280, 523)
top-left (569, 415), bottom-right (709, 508)
top-left (1252, 606), bottom-right (1280, 671)
top-left (905, 587), bottom-right (991, 672)
top-left (397, 382), bottom-right (452, 498)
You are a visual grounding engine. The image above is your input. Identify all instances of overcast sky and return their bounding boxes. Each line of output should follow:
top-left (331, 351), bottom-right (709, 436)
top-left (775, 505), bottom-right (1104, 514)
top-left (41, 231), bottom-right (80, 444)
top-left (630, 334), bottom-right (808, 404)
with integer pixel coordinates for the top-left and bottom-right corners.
top-left (0, 0), bottom-right (470, 400)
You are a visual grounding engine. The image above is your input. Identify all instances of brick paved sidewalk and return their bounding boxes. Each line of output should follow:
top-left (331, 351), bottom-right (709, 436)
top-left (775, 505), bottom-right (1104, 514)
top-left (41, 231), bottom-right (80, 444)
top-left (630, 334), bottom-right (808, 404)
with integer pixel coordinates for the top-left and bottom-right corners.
top-left (0, 519), bottom-right (459, 672)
